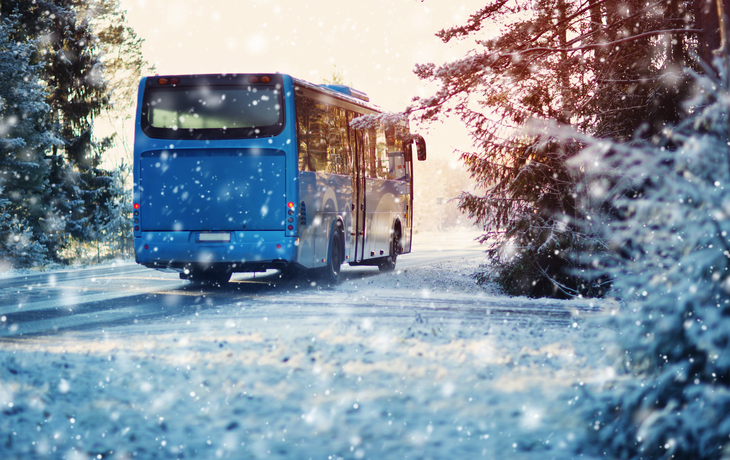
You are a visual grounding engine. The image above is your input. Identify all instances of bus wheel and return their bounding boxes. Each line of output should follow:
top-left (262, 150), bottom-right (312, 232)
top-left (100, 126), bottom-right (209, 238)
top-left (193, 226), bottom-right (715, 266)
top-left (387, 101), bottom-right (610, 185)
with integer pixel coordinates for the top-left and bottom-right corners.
top-left (378, 227), bottom-right (400, 272)
top-left (321, 227), bottom-right (344, 284)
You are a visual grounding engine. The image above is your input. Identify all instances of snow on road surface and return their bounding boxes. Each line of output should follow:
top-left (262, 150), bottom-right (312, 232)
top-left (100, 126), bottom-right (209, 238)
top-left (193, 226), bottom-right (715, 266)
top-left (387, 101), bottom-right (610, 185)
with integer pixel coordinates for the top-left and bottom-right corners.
top-left (0, 232), bottom-right (612, 459)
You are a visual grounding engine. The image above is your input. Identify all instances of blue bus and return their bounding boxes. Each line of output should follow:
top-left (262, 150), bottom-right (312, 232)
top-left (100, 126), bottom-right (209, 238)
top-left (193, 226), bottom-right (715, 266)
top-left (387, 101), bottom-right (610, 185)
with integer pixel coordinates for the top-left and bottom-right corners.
top-left (132, 73), bottom-right (426, 284)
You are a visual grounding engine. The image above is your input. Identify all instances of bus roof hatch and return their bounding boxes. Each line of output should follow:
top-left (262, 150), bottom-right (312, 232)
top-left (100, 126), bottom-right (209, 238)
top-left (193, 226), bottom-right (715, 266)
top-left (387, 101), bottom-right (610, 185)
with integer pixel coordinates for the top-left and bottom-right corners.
top-left (320, 84), bottom-right (370, 102)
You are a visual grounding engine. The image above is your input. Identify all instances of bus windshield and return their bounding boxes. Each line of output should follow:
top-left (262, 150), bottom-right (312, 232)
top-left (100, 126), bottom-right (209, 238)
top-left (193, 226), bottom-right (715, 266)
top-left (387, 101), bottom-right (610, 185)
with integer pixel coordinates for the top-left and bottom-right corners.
top-left (141, 86), bottom-right (284, 139)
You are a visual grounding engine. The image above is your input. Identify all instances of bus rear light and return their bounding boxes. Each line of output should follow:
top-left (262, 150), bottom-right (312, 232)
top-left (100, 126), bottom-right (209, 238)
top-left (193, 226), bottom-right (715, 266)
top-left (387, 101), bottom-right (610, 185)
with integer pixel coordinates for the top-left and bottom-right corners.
top-left (144, 245), bottom-right (149, 250)
top-left (286, 203), bottom-right (298, 237)
top-left (276, 244), bottom-right (282, 249)
top-left (248, 75), bottom-right (272, 84)
top-left (134, 225), bottom-right (140, 231)
top-left (134, 203), bottom-right (140, 210)
top-left (157, 77), bottom-right (180, 85)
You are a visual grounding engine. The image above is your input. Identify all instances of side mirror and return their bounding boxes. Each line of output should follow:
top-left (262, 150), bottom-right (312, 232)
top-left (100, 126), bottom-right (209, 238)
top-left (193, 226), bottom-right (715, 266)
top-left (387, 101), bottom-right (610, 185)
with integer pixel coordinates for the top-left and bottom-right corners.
top-left (416, 135), bottom-right (427, 161)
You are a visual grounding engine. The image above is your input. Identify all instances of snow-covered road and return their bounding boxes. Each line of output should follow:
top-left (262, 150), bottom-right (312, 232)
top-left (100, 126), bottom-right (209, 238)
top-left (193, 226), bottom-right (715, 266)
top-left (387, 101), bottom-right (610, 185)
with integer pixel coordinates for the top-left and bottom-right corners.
top-left (0, 231), bottom-right (612, 459)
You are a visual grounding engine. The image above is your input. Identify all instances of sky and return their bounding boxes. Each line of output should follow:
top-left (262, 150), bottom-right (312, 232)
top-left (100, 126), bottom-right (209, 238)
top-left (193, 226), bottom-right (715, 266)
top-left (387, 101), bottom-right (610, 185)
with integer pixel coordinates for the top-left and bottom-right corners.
top-left (118, 0), bottom-right (492, 161)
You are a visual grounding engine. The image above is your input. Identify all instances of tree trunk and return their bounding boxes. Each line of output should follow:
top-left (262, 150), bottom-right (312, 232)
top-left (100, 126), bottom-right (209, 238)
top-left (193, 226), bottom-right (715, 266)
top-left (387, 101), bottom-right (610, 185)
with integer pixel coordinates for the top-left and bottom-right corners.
top-left (695, 0), bottom-right (730, 65)
top-left (718, 0), bottom-right (730, 57)
top-left (668, 0), bottom-right (687, 67)
top-left (557, 0), bottom-right (571, 123)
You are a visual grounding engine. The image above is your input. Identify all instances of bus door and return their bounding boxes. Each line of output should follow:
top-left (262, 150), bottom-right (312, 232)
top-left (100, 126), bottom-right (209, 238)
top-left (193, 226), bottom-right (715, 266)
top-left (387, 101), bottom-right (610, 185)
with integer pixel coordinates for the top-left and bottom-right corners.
top-left (350, 116), bottom-right (367, 263)
top-left (404, 147), bottom-right (414, 253)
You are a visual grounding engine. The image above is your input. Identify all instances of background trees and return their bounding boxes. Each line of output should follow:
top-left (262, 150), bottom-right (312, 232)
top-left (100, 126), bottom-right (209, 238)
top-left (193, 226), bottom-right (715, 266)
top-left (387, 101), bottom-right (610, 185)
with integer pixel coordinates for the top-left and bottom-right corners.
top-left (0, 0), bottom-right (149, 268)
top-left (412, 0), bottom-right (706, 297)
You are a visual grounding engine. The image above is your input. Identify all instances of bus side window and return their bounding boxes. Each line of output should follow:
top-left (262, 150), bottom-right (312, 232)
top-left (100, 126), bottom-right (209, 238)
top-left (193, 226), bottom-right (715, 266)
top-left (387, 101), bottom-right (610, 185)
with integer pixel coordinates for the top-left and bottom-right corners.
top-left (326, 107), bottom-right (350, 175)
top-left (346, 111), bottom-right (357, 175)
top-left (364, 128), bottom-right (377, 179)
top-left (348, 112), bottom-right (384, 179)
top-left (338, 108), bottom-right (352, 175)
top-left (295, 94), bottom-right (327, 172)
top-left (375, 126), bottom-right (388, 179)
top-left (385, 125), bottom-right (407, 181)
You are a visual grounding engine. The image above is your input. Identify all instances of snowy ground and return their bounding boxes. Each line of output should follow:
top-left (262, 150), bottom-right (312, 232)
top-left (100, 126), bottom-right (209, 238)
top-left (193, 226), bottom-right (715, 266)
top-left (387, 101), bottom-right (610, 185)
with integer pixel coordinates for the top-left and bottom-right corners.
top-left (0, 232), bottom-right (615, 460)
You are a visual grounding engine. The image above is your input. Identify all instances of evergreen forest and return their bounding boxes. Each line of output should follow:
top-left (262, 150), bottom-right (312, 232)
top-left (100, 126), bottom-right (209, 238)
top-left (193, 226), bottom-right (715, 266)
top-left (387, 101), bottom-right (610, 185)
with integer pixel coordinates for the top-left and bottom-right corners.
top-left (0, 0), bottom-right (149, 269)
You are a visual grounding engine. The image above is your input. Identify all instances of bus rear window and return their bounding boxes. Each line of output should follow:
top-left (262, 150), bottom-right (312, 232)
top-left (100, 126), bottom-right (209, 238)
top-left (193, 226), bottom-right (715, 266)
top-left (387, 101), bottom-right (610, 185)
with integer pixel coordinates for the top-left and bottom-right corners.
top-left (141, 85), bottom-right (284, 139)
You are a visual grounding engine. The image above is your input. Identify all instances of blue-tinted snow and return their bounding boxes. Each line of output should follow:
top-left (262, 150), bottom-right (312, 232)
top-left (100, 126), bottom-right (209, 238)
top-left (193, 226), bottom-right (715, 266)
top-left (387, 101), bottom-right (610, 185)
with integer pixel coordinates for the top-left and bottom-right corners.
top-left (0, 232), bottom-right (610, 459)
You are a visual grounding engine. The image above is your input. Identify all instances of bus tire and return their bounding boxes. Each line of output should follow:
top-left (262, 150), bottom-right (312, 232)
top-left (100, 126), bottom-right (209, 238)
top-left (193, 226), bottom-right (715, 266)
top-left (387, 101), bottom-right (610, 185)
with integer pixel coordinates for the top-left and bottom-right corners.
top-left (378, 226), bottom-right (400, 272)
top-left (321, 226), bottom-right (344, 284)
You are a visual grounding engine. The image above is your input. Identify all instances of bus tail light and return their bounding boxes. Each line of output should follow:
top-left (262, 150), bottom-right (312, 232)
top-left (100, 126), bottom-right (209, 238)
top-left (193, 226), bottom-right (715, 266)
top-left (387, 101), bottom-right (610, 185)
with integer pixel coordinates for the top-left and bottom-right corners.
top-left (133, 203), bottom-right (141, 235)
top-left (157, 77), bottom-right (180, 85)
top-left (285, 202), bottom-right (297, 237)
top-left (248, 75), bottom-right (272, 84)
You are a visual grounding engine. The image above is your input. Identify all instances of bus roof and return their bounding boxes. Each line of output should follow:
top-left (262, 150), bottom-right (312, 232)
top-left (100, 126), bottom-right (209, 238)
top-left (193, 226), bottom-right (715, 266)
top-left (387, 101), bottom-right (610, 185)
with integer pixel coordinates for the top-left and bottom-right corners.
top-left (141, 73), bottom-right (383, 114)
top-left (291, 77), bottom-right (382, 113)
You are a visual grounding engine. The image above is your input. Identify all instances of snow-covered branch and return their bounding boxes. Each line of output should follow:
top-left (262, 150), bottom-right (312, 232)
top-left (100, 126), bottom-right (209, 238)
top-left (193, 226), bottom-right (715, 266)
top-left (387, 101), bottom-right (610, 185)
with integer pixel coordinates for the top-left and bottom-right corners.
top-left (495, 28), bottom-right (702, 60)
top-left (348, 111), bottom-right (409, 131)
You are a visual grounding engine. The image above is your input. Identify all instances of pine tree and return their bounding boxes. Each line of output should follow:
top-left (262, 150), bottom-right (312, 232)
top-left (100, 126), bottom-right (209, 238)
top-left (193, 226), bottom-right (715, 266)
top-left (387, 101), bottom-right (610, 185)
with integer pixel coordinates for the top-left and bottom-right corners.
top-left (412, 0), bottom-right (704, 297)
top-left (569, 53), bottom-right (730, 460)
top-left (1, 0), bottom-right (150, 264)
top-left (1, 0), bottom-right (112, 261)
top-left (0, 14), bottom-right (56, 268)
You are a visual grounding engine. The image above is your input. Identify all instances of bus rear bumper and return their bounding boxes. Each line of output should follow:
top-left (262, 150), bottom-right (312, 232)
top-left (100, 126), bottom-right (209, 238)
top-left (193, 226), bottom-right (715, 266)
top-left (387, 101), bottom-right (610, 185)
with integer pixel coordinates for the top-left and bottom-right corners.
top-left (134, 231), bottom-right (298, 273)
